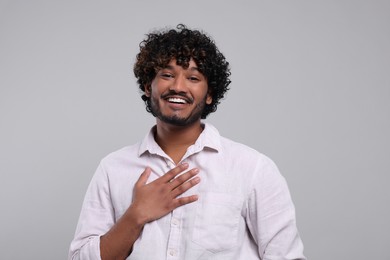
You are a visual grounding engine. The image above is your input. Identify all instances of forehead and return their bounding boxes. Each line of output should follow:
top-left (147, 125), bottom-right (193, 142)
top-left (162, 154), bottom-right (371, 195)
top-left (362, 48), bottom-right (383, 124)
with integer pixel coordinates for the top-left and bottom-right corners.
top-left (163, 59), bottom-right (200, 71)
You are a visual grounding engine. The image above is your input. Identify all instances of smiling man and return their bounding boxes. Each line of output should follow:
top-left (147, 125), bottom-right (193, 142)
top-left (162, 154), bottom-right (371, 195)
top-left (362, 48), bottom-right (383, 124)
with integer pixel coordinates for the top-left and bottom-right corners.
top-left (147, 59), bottom-right (211, 127)
top-left (69, 24), bottom-right (306, 260)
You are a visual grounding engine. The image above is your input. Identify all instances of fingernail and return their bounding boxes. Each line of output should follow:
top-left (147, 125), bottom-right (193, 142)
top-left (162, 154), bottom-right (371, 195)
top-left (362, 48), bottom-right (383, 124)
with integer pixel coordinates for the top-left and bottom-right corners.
top-left (181, 162), bottom-right (189, 167)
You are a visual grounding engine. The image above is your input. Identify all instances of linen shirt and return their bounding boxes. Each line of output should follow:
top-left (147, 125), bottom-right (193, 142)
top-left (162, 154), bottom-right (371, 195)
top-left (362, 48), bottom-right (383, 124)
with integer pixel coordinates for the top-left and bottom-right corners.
top-left (69, 123), bottom-right (305, 260)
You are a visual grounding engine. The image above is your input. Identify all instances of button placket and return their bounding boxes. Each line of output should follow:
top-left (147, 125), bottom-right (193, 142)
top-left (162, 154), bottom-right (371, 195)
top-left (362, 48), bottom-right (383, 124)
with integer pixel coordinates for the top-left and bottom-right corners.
top-left (166, 208), bottom-right (183, 259)
top-left (168, 248), bottom-right (177, 256)
top-left (164, 157), bottom-right (174, 169)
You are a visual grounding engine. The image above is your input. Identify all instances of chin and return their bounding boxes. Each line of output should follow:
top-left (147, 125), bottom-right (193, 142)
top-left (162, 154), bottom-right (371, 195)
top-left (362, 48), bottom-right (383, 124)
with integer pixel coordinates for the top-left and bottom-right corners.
top-left (158, 114), bottom-right (200, 127)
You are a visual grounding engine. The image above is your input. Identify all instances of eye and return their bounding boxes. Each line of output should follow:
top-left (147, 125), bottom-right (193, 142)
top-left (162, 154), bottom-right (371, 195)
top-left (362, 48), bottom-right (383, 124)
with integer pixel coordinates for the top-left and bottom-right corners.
top-left (161, 73), bottom-right (173, 78)
top-left (159, 70), bottom-right (174, 79)
top-left (189, 76), bottom-right (200, 82)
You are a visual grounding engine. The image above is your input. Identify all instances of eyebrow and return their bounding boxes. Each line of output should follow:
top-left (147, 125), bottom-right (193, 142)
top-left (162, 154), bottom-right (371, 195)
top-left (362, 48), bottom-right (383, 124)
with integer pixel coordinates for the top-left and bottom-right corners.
top-left (164, 64), bottom-right (200, 72)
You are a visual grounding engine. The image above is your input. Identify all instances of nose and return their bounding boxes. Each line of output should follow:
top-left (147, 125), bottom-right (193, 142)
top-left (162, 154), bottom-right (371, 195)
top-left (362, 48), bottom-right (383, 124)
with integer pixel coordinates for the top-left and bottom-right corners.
top-left (170, 74), bottom-right (187, 93)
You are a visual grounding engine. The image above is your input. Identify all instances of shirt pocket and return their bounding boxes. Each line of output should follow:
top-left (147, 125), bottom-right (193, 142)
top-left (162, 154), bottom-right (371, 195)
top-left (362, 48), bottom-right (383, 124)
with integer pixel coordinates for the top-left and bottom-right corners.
top-left (191, 192), bottom-right (242, 253)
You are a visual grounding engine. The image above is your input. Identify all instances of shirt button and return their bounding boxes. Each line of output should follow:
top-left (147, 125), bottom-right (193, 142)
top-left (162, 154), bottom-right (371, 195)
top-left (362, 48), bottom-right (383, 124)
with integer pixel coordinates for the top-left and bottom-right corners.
top-left (169, 249), bottom-right (177, 256)
top-left (172, 218), bottom-right (179, 226)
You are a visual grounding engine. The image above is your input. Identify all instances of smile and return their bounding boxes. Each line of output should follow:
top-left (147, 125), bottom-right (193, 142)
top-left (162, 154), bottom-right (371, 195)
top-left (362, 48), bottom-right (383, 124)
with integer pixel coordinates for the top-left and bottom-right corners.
top-left (167, 97), bottom-right (187, 104)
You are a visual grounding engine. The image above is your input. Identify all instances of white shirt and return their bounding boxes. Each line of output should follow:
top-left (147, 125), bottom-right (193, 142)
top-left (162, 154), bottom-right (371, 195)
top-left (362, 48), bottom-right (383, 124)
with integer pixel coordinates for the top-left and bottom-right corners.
top-left (69, 123), bottom-right (306, 260)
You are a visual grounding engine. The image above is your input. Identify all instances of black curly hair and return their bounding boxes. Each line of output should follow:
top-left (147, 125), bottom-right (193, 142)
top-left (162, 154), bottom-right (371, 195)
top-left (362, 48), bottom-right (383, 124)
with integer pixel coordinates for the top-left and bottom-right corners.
top-left (133, 24), bottom-right (231, 119)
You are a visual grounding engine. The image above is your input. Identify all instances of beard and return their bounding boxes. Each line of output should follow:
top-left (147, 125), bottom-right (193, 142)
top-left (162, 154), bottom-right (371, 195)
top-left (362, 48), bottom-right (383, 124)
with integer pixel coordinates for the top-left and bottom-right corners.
top-left (149, 94), bottom-right (207, 126)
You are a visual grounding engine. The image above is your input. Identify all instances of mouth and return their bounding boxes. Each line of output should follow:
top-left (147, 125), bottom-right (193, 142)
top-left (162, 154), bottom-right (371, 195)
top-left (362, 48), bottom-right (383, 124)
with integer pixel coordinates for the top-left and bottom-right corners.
top-left (162, 92), bottom-right (193, 105)
top-left (167, 97), bottom-right (188, 104)
top-left (161, 90), bottom-right (193, 105)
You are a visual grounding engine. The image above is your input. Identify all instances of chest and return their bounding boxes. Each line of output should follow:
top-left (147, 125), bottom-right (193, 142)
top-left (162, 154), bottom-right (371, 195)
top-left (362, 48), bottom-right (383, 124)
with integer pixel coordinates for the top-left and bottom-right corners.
top-left (108, 152), bottom-right (253, 220)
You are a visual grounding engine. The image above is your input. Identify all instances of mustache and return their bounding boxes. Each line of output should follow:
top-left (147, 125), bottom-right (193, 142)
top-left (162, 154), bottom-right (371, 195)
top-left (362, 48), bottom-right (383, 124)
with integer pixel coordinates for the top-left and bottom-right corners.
top-left (161, 90), bottom-right (194, 103)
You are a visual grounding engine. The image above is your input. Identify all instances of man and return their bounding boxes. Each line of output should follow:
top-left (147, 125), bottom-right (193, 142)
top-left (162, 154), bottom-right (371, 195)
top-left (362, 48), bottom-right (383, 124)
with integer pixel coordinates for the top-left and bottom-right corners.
top-left (69, 24), bottom-right (306, 260)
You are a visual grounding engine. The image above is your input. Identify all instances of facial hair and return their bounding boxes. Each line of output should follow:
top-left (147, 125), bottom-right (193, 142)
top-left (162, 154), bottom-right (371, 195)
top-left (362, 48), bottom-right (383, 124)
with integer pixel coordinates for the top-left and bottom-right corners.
top-left (149, 94), bottom-right (207, 126)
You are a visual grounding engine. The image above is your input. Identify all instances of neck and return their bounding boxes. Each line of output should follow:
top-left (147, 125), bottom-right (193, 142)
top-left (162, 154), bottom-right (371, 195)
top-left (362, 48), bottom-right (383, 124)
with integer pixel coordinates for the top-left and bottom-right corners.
top-left (154, 119), bottom-right (203, 164)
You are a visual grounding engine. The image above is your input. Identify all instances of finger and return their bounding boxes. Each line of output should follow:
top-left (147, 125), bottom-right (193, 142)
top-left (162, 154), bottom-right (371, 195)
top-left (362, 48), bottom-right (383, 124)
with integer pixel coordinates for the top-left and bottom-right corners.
top-left (170, 168), bottom-right (199, 189)
top-left (172, 195), bottom-right (199, 208)
top-left (171, 176), bottom-right (201, 197)
top-left (160, 162), bottom-right (189, 183)
top-left (135, 167), bottom-right (151, 187)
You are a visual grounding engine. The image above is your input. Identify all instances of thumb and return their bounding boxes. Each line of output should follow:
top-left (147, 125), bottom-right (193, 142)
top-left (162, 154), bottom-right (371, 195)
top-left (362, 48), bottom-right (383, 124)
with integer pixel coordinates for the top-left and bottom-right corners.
top-left (136, 167), bottom-right (152, 187)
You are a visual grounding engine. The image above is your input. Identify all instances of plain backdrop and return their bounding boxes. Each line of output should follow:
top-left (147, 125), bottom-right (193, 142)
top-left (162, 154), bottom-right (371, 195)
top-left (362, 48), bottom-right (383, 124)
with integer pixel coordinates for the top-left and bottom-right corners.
top-left (0, 1), bottom-right (389, 259)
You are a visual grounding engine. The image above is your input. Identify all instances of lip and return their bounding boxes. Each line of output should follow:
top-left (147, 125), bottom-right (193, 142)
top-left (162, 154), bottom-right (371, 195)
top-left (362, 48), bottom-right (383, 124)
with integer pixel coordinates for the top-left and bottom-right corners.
top-left (167, 97), bottom-right (187, 104)
top-left (163, 98), bottom-right (189, 110)
top-left (163, 95), bottom-right (193, 104)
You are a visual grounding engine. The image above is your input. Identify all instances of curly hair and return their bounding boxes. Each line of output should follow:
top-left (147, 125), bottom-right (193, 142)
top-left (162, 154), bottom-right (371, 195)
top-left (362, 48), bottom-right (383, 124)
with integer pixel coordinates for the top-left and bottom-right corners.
top-left (133, 24), bottom-right (231, 119)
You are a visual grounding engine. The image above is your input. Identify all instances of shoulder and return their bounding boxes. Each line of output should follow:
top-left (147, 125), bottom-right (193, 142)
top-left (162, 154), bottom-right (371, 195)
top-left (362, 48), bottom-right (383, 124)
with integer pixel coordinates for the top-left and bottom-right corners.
top-left (217, 134), bottom-right (285, 189)
top-left (204, 123), bottom-right (277, 170)
top-left (99, 142), bottom-right (141, 167)
top-left (219, 135), bottom-right (275, 166)
top-left (215, 134), bottom-right (287, 199)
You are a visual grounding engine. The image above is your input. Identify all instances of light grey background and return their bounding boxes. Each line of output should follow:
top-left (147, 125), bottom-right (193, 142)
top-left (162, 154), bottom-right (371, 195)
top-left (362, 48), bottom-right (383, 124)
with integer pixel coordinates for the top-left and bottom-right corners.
top-left (0, 1), bottom-right (389, 259)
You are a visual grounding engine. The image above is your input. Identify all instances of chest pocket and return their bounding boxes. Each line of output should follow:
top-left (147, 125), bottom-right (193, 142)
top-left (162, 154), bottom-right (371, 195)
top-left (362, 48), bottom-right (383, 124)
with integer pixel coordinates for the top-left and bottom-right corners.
top-left (191, 192), bottom-right (242, 253)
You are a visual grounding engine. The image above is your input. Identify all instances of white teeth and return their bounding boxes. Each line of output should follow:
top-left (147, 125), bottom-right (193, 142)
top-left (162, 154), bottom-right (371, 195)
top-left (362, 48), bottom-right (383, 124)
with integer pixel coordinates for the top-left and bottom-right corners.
top-left (168, 97), bottom-right (186, 104)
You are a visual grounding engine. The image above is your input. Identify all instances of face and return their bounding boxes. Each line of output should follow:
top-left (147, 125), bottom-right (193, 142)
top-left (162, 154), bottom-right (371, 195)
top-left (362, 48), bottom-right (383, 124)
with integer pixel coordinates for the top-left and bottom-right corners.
top-left (145, 59), bottom-right (212, 126)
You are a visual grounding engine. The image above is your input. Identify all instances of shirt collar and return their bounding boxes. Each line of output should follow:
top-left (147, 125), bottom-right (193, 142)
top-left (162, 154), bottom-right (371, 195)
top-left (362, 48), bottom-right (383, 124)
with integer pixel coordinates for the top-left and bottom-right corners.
top-left (138, 122), bottom-right (221, 157)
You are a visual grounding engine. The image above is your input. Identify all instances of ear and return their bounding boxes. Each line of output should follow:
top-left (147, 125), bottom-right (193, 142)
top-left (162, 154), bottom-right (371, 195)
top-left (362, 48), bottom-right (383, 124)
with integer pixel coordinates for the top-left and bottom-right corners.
top-left (144, 84), bottom-right (151, 97)
top-left (206, 91), bottom-right (212, 105)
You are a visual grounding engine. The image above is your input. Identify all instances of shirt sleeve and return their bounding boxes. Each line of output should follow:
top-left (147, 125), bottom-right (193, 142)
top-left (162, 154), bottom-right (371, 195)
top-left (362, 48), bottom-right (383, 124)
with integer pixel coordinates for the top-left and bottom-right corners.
top-left (68, 162), bottom-right (115, 260)
top-left (245, 156), bottom-right (306, 260)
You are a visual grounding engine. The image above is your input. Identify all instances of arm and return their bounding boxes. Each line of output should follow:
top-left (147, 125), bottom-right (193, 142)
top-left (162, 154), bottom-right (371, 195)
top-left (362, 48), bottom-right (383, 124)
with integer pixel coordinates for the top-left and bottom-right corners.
top-left (100, 163), bottom-right (200, 260)
top-left (246, 157), bottom-right (306, 260)
top-left (69, 163), bottom-right (200, 260)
